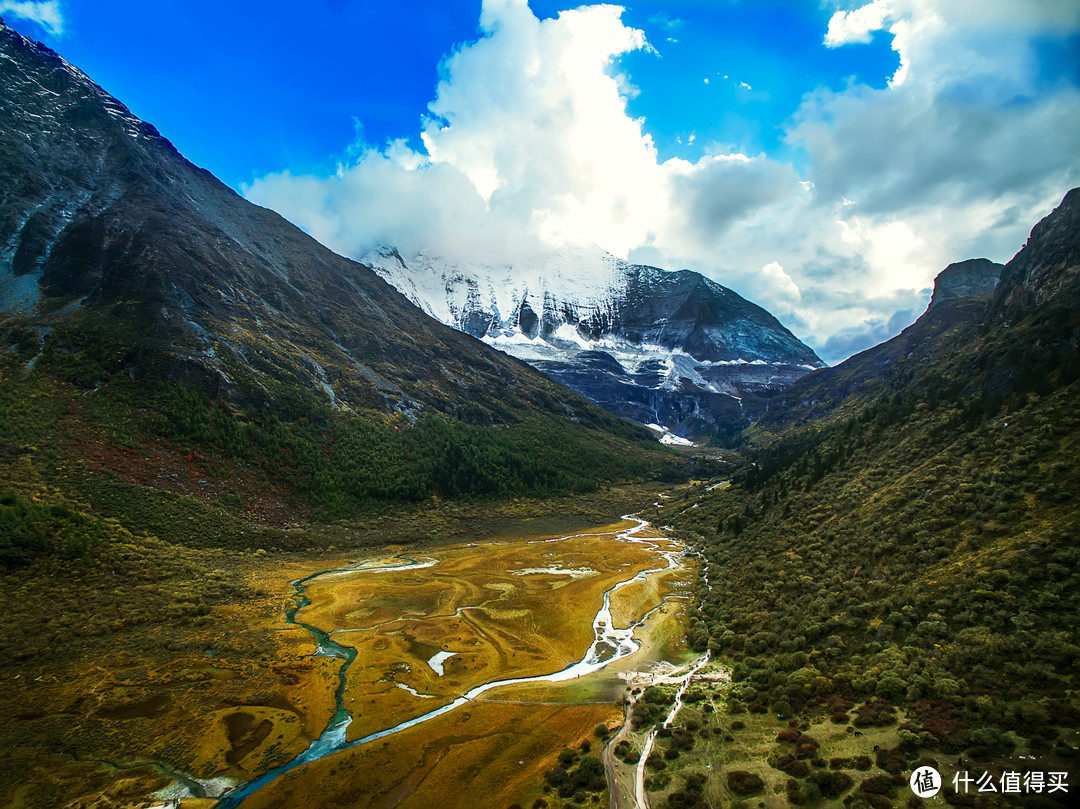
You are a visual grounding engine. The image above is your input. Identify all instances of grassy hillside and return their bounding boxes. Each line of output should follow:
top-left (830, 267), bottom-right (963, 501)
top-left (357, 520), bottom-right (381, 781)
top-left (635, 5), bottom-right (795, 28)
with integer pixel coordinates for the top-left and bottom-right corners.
top-left (667, 376), bottom-right (1080, 737)
top-left (650, 192), bottom-right (1080, 807)
top-left (0, 20), bottom-right (692, 572)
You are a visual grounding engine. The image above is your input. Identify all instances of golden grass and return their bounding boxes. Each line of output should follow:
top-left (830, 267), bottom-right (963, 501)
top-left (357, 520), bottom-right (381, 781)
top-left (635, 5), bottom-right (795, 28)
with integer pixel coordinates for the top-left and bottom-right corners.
top-left (289, 524), bottom-right (671, 742)
top-left (237, 700), bottom-right (622, 809)
top-left (0, 486), bottom-right (676, 808)
top-left (229, 519), bottom-right (697, 805)
top-left (608, 567), bottom-right (691, 630)
top-left (0, 511), bottom-right (695, 808)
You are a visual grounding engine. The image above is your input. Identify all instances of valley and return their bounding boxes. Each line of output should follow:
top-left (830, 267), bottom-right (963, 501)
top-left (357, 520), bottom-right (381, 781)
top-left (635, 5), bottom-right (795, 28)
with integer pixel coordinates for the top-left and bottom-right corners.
top-left (0, 497), bottom-right (705, 809)
top-left (1, 15), bottom-right (1078, 809)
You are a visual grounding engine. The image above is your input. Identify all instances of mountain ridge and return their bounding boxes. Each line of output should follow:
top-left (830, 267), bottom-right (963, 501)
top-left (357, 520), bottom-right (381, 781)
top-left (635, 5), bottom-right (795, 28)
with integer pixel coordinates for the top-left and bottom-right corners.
top-left (656, 187), bottom-right (1080, 805)
top-left (750, 189), bottom-right (1079, 433)
top-left (364, 245), bottom-right (824, 440)
top-left (0, 18), bottom-right (675, 523)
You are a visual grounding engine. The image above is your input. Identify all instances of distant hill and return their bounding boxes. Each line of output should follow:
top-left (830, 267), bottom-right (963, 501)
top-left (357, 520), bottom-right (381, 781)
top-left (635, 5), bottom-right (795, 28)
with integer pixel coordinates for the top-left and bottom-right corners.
top-left (755, 190), bottom-right (1079, 433)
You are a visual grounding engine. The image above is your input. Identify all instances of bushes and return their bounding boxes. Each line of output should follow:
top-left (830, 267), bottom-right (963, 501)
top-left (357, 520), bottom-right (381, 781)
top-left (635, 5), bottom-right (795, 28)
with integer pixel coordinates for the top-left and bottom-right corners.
top-left (726, 770), bottom-right (764, 796)
top-left (854, 700), bottom-right (897, 728)
top-left (809, 769), bottom-right (854, 797)
top-left (544, 753), bottom-right (605, 800)
top-left (662, 363), bottom-right (1080, 754)
top-left (666, 773), bottom-right (708, 809)
top-left (0, 489), bottom-right (112, 568)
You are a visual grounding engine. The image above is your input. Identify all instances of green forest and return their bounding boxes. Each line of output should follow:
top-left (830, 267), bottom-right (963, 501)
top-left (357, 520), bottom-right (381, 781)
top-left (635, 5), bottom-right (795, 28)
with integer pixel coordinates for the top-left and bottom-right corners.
top-left (0, 307), bottom-right (686, 569)
top-left (662, 338), bottom-right (1080, 781)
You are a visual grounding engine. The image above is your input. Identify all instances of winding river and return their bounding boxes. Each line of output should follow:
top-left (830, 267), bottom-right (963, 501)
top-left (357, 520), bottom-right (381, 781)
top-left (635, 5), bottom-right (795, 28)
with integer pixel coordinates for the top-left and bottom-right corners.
top-left (217, 515), bottom-right (685, 808)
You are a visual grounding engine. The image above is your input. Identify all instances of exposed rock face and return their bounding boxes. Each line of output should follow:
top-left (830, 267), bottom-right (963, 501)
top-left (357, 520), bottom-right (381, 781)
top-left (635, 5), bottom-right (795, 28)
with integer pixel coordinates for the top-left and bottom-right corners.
top-left (364, 246), bottom-right (825, 440)
top-left (0, 19), bottom-right (631, 430)
top-left (995, 186), bottom-right (1080, 312)
top-left (928, 258), bottom-right (1003, 308)
top-left (754, 187), bottom-right (1080, 431)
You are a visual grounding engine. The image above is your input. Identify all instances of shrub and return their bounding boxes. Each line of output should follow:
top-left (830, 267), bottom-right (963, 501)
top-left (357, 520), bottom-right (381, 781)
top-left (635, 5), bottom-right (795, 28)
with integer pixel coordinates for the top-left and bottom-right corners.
top-left (727, 771), bottom-right (765, 796)
top-left (809, 770), bottom-right (854, 797)
top-left (860, 774), bottom-right (898, 796)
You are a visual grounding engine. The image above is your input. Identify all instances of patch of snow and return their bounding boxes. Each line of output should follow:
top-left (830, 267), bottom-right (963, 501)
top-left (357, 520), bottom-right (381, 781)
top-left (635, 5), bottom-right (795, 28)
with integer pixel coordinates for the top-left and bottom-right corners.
top-left (510, 566), bottom-right (597, 578)
top-left (427, 651), bottom-right (457, 675)
top-left (396, 682), bottom-right (436, 699)
top-left (659, 432), bottom-right (694, 447)
top-left (483, 330), bottom-right (546, 348)
top-left (550, 322), bottom-right (592, 349)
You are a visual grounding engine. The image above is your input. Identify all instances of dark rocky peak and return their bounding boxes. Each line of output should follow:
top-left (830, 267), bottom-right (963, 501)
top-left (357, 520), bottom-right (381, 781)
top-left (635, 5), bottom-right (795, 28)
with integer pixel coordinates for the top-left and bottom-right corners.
top-left (0, 19), bottom-right (176, 154)
top-left (928, 258), bottom-right (1002, 308)
top-left (995, 187), bottom-right (1080, 312)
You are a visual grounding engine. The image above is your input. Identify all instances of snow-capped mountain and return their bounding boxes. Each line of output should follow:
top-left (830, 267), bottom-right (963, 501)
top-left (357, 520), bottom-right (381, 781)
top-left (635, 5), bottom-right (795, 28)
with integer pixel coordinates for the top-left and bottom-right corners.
top-left (363, 245), bottom-right (825, 440)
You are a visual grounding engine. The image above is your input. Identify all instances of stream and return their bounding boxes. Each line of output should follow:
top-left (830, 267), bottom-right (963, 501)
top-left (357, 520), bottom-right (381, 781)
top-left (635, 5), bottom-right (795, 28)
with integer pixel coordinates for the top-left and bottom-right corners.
top-left (631, 552), bottom-right (714, 809)
top-left (216, 515), bottom-right (684, 808)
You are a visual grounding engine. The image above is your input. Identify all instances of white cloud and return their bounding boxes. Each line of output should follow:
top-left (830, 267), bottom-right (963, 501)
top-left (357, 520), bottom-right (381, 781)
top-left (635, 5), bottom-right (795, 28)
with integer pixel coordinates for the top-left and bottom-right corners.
top-left (770, 0), bottom-right (1080, 357)
top-left (648, 12), bottom-right (685, 31)
top-left (246, 0), bottom-right (1080, 364)
top-left (825, 0), bottom-right (895, 47)
top-left (761, 262), bottom-right (802, 303)
top-left (0, 0), bottom-right (63, 36)
top-left (247, 0), bottom-right (779, 265)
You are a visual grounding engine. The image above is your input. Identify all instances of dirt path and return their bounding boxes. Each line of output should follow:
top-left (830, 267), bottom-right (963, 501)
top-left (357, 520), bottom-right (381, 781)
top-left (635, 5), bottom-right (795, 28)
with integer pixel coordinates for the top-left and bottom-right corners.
top-left (624, 653), bottom-right (712, 809)
top-left (603, 689), bottom-right (641, 809)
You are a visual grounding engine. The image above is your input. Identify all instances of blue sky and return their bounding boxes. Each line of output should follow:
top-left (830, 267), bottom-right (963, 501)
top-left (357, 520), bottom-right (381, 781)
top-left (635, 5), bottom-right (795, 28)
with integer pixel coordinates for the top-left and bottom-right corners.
top-left (4, 0), bottom-right (1079, 362)
top-left (2, 1), bottom-right (901, 187)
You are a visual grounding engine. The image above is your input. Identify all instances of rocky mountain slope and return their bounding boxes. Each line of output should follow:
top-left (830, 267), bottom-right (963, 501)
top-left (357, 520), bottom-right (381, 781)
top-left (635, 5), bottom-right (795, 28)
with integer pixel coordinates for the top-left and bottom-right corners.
top-left (0, 19), bottom-right (674, 528)
top-left (755, 189), bottom-right (1079, 434)
top-left (364, 245), bottom-right (824, 442)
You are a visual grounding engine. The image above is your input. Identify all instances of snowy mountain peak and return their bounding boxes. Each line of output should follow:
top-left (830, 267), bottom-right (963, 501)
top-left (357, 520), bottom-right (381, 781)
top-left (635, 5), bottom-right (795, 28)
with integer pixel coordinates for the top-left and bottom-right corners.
top-left (363, 246), bottom-right (824, 440)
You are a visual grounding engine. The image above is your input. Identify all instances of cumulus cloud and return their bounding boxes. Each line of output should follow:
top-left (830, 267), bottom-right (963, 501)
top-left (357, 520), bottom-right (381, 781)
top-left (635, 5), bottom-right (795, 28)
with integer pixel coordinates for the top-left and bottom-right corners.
top-left (245, 0), bottom-right (1080, 363)
top-left (0, 0), bottom-right (63, 36)
top-left (771, 0), bottom-right (1080, 357)
top-left (799, 1), bottom-right (1080, 213)
top-left (659, 153), bottom-right (800, 253)
top-left (825, 1), bottom-right (895, 47)
top-left (248, 0), bottom-right (784, 264)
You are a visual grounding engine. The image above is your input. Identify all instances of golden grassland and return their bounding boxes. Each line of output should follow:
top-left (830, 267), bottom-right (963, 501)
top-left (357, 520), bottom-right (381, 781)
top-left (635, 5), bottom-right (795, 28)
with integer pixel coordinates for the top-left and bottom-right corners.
top-left (238, 700), bottom-right (621, 809)
top-left (0, 551), bottom-right (351, 808)
top-left (491, 598), bottom-right (696, 708)
top-left (215, 521), bottom-right (697, 808)
top-left (0, 488), bottom-right (692, 809)
top-left (607, 565), bottom-right (689, 630)
top-left (297, 522), bottom-right (673, 739)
